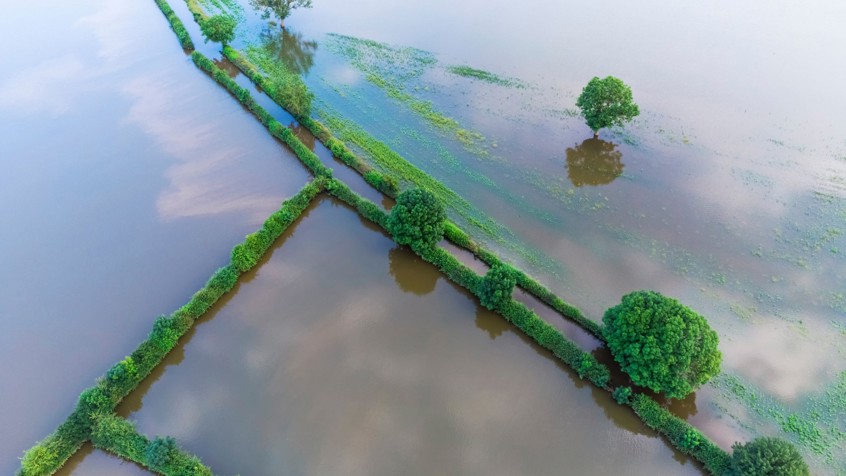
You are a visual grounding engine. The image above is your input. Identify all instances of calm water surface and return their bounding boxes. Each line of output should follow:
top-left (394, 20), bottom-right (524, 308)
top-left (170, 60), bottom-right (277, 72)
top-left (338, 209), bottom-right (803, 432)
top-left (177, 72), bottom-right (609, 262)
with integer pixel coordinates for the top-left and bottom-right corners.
top-left (0, 0), bottom-right (309, 472)
top-left (120, 198), bottom-right (702, 475)
top-left (224, 1), bottom-right (845, 471)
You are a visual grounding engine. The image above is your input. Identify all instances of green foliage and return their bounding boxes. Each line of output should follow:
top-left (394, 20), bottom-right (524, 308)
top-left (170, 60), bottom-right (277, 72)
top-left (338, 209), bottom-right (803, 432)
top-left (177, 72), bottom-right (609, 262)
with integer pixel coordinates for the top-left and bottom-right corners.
top-left (575, 76), bottom-right (640, 134)
top-left (249, 0), bottom-right (312, 23)
top-left (387, 188), bottom-right (446, 250)
top-left (416, 246), bottom-right (483, 293)
top-left (146, 436), bottom-right (179, 470)
top-left (326, 179), bottom-right (389, 228)
top-left (479, 263), bottom-right (517, 310)
top-left (199, 14), bottom-right (236, 44)
top-left (91, 415), bottom-right (148, 463)
top-left (603, 290), bottom-right (721, 399)
top-left (106, 356), bottom-right (138, 386)
top-left (631, 394), bottom-right (731, 474)
top-left (497, 300), bottom-right (611, 388)
top-left (729, 438), bottom-right (810, 476)
top-left (612, 386), bottom-right (633, 405)
top-left (153, 0), bottom-right (194, 50)
top-left (363, 170), bottom-right (399, 196)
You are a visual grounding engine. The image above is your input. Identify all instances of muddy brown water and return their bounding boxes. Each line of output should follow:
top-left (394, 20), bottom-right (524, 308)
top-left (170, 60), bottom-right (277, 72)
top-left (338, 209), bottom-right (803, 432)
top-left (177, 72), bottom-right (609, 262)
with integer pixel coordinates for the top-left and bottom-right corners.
top-left (0, 0), bottom-right (310, 472)
top-left (235, 0), bottom-right (846, 471)
top-left (119, 198), bottom-right (702, 475)
top-left (54, 444), bottom-right (151, 476)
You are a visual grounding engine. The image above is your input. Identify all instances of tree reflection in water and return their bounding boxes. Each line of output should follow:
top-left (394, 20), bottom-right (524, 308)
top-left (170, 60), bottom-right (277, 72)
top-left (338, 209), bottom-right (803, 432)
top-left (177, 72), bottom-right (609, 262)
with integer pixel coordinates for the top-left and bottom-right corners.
top-left (565, 138), bottom-right (624, 187)
top-left (258, 27), bottom-right (318, 75)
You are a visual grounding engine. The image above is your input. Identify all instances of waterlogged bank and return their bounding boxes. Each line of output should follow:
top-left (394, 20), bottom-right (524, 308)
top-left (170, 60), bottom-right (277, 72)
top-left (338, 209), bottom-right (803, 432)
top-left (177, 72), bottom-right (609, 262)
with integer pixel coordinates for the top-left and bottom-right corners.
top-left (0, 0), bottom-right (310, 472)
top-left (120, 198), bottom-right (703, 475)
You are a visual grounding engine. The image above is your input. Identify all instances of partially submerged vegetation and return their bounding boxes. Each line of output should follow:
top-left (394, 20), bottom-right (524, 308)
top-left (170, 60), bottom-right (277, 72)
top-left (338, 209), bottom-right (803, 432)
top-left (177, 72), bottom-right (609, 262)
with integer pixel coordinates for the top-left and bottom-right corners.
top-left (446, 65), bottom-right (525, 88)
top-left (18, 0), bottom-right (819, 474)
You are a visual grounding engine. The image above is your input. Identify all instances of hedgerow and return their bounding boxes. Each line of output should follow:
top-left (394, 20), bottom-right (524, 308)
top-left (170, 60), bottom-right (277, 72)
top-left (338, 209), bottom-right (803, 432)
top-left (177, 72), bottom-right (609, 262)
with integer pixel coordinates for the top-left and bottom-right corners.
top-left (152, 0), bottom-right (194, 50)
top-left (479, 263), bottom-right (517, 310)
top-left (631, 393), bottom-right (731, 475)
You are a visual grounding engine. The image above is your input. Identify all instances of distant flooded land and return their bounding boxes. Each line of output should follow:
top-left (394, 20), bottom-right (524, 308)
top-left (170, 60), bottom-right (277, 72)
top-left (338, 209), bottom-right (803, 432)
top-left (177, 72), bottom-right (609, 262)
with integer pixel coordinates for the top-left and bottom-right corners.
top-left (2, 1), bottom-right (844, 475)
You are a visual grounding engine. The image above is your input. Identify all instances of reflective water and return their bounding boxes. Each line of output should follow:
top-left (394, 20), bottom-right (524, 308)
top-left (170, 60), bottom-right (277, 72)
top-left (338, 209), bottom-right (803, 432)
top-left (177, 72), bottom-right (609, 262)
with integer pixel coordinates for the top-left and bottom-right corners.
top-left (120, 198), bottom-right (702, 475)
top-left (229, 0), bottom-right (845, 471)
top-left (0, 0), bottom-right (310, 472)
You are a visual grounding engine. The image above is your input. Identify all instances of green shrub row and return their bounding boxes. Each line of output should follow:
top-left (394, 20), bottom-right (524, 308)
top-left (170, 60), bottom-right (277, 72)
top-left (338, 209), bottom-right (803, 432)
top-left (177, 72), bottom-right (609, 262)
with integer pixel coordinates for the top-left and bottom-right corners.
top-left (183, 0), bottom-right (207, 23)
top-left (631, 393), bottom-right (731, 475)
top-left (155, 0), bottom-right (194, 51)
top-left (442, 218), bottom-right (604, 339)
top-left (152, 0), bottom-right (194, 50)
top-left (231, 178), bottom-right (325, 272)
top-left (325, 178), bottom-right (388, 228)
top-left (190, 51), bottom-right (333, 179)
top-left (18, 182), bottom-right (323, 475)
top-left (222, 46), bottom-right (400, 198)
top-left (416, 245), bottom-right (483, 292)
top-left (91, 414), bottom-right (212, 476)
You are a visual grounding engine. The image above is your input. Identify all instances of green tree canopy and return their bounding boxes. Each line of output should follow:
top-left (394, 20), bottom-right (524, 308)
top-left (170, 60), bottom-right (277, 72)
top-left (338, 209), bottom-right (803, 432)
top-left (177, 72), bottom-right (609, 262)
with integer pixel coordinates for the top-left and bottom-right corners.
top-left (729, 437), bottom-right (809, 476)
top-left (479, 263), bottom-right (517, 310)
top-left (575, 76), bottom-right (640, 137)
top-left (603, 290), bottom-right (721, 399)
top-left (249, 0), bottom-right (313, 28)
top-left (200, 15), bottom-right (237, 45)
top-left (386, 188), bottom-right (446, 250)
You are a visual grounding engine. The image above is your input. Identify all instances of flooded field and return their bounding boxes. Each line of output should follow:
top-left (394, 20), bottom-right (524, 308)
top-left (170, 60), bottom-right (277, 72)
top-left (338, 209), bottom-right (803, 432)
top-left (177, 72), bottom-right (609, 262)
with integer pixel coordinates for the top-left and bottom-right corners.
top-left (4, 0), bottom-right (845, 473)
top-left (0, 0), bottom-right (309, 473)
top-left (119, 198), bottom-right (702, 475)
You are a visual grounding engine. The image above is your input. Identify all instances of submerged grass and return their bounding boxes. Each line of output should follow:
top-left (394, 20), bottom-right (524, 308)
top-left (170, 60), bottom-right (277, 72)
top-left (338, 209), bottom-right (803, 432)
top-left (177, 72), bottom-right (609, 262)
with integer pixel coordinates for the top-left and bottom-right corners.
top-left (713, 372), bottom-right (846, 470)
top-left (446, 65), bottom-right (525, 88)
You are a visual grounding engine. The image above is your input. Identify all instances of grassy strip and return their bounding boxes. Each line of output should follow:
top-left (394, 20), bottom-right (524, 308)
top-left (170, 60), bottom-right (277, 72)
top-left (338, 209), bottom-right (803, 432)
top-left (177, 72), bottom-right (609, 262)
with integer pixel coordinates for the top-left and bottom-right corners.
top-left (443, 222), bottom-right (604, 338)
top-left (152, 0), bottom-right (194, 50)
top-left (91, 414), bottom-right (212, 475)
top-left (183, 0), bottom-right (208, 22)
top-left (17, 181), bottom-right (323, 475)
top-left (446, 65), bottom-right (524, 88)
top-left (189, 51), bottom-right (333, 179)
top-left (631, 393), bottom-right (732, 475)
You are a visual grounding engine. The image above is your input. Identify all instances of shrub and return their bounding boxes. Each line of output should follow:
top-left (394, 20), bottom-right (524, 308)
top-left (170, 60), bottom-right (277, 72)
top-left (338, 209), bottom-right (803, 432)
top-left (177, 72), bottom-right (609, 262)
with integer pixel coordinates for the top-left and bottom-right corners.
top-left (479, 263), bottom-right (517, 310)
top-left (603, 290), bottom-right (721, 399)
top-left (386, 188), bottom-right (445, 249)
top-left (91, 415), bottom-right (147, 463)
top-left (729, 437), bottom-right (809, 476)
top-left (231, 231), bottom-right (270, 272)
top-left (612, 386), bottom-right (633, 405)
top-left (146, 436), bottom-right (179, 471)
top-left (199, 15), bottom-right (236, 45)
top-left (576, 76), bottom-right (639, 136)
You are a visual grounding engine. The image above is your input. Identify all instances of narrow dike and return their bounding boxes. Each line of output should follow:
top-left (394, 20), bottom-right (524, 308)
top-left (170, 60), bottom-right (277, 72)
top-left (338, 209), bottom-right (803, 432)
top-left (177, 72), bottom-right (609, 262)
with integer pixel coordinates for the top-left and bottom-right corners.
top-left (16, 0), bottom-right (731, 475)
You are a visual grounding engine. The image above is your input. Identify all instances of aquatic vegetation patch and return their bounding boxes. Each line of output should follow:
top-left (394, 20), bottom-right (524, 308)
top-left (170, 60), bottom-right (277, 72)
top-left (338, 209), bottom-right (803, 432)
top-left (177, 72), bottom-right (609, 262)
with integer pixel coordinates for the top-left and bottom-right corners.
top-left (713, 373), bottom-right (846, 470)
top-left (446, 65), bottom-right (525, 88)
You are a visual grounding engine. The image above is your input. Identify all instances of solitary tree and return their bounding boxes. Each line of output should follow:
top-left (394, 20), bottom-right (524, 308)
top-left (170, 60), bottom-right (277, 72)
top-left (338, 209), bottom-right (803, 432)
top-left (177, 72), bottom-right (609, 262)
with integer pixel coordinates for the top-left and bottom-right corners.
top-left (200, 15), bottom-right (237, 45)
top-left (249, 0), bottom-right (313, 29)
top-left (729, 438), bottom-right (809, 476)
top-left (576, 76), bottom-right (639, 138)
top-left (603, 290), bottom-right (721, 399)
top-left (386, 188), bottom-right (445, 250)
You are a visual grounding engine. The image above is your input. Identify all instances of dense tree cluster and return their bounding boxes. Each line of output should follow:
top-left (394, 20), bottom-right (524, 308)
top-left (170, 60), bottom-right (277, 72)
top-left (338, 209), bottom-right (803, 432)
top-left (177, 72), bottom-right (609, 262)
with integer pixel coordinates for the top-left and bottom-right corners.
top-left (200, 15), bottom-right (237, 45)
top-left (386, 188), bottom-right (446, 249)
top-left (603, 290), bottom-right (721, 399)
top-left (729, 437), bottom-right (809, 476)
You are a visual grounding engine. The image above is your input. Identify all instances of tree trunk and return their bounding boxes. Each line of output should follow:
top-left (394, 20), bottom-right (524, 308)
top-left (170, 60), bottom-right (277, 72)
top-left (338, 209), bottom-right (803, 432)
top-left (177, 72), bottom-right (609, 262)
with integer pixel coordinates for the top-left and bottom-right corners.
top-left (593, 130), bottom-right (599, 139)
top-left (280, 18), bottom-right (285, 29)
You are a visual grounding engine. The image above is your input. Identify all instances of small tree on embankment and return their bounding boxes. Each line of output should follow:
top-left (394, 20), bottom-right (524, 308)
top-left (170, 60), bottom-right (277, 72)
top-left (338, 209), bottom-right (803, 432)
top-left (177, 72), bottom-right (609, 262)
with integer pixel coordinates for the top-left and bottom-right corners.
top-left (603, 290), bottom-right (721, 400)
top-left (386, 188), bottom-right (446, 251)
top-left (576, 76), bottom-right (639, 138)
